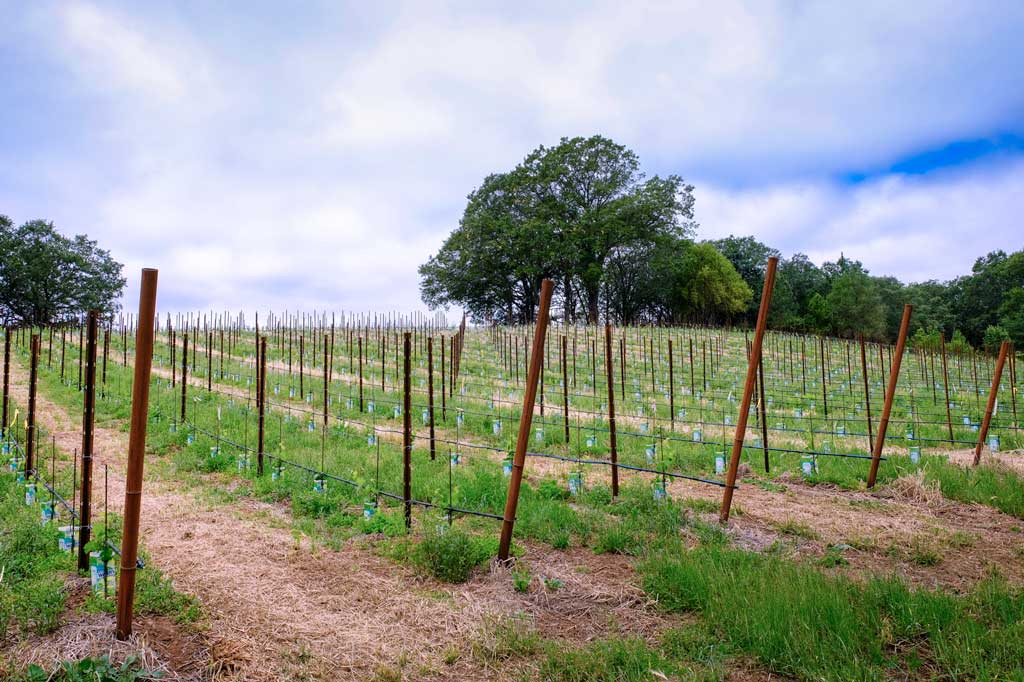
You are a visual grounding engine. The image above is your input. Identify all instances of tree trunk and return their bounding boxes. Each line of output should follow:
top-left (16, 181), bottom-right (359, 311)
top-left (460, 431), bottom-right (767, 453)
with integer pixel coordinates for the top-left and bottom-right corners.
top-left (586, 282), bottom-right (600, 324)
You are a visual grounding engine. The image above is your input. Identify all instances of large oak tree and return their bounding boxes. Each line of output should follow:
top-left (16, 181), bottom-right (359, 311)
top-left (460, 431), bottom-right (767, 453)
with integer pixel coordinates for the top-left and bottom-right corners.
top-left (0, 216), bottom-right (126, 325)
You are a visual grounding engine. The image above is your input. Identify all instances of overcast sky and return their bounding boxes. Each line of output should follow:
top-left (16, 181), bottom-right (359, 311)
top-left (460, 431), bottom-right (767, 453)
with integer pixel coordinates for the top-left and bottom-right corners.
top-left (2, 1), bottom-right (1022, 318)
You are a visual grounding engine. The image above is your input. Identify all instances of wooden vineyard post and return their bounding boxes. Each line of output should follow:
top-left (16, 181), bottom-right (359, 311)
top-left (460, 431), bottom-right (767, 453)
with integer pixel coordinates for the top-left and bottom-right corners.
top-left (116, 268), bottom-right (158, 640)
top-left (323, 334), bottom-right (329, 429)
top-left (604, 324), bottom-right (619, 497)
top-left (867, 305), bottom-right (912, 488)
top-left (440, 335), bottom-right (446, 421)
top-left (668, 338), bottom-right (675, 429)
top-left (26, 335), bottom-right (39, 475)
top-left (78, 311), bottom-right (99, 572)
top-left (2, 327), bottom-right (9, 434)
top-left (358, 337), bottom-right (364, 412)
top-left (402, 332), bottom-right (412, 529)
top-left (257, 336), bottom-right (267, 477)
top-left (562, 336), bottom-right (570, 443)
top-left (819, 337), bottom-right (828, 418)
top-left (757, 345), bottom-right (769, 472)
top-left (974, 339), bottom-right (1009, 466)
top-left (941, 334), bottom-right (954, 443)
top-left (859, 335), bottom-right (874, 452)
top-left (428, 337), bottom-right (436, 460)
top-left (180, 332), bottom-right (188, 423)
top-left (720, 257), bottom-right (777, 524)
top-left (498, 279), bottom-right (554, 561)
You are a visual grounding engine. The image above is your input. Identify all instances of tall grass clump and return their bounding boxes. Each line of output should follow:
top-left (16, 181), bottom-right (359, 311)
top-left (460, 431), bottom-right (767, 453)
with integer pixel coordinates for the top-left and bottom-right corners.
top-left (640, 544), bottom-right (1024, 680)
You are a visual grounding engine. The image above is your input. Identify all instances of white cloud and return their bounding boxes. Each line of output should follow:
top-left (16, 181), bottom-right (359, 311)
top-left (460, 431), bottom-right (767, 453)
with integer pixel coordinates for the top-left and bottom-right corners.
top-left (696, 158), bottom-right (1024, 282)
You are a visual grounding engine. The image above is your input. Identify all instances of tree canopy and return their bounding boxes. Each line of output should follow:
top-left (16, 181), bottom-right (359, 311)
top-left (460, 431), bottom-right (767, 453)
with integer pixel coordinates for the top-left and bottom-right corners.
top-left (420, 136), bottom-right (729, 324)
top-left (0, 216), bottom-right (126, 325)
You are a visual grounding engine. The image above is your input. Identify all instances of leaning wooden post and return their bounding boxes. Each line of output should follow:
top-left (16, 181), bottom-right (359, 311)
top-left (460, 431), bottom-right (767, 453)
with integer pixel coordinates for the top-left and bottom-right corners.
top-left (973, 339), bottom-right (1009, 466)
top-left (180, 332), bottom-right (188, 423)
top-left (720, 257), bottom-right (777, 524)
top-left (78, 311), bottom-right (99, 572)
top-left (257, 336), bottom-right (267, 476)
top-left (604, 324), bottom-right (619, 497)
top-left (402, 332), bottom-right (412, 529)
top-left (26, 334), bottom-right (40, 475)
top-left (498, 280), bottom-right (554, 561)
top-left (116, 268), bottom-right (158, 640)
top-left (867, 304), bottom-right (912, 488)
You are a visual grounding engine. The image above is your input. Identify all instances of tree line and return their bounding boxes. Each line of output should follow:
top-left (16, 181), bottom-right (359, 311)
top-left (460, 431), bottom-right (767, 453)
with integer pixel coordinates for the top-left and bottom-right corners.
top-left (420, 136), bottom-right (1023, 350)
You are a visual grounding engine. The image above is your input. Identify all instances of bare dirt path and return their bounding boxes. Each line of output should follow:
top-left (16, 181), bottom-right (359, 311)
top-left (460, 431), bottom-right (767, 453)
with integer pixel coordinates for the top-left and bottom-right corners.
top-left (5, 359), bottom-right (679, 682)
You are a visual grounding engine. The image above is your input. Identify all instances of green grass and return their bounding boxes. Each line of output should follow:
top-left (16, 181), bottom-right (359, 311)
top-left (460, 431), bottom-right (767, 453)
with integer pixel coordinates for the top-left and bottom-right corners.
top-left (922, 458), bottom-right (1024, 519)
top-left (640, 543), bottom-right (1024, 681)
top-left (0, 473), bottom-right (70, 639)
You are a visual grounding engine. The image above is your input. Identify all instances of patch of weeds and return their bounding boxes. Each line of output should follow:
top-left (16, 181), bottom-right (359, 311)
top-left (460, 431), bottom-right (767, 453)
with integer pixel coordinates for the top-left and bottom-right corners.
top-left (471, 613), bottom-right (541, 663)
top-left (817, 546), bottom-right (850, 568)
top-left (543, 577), bottom-right (564, 591)
top-left (908, 539), bottom-right (943, 567)
top-left (441, 645), bottom-right (461, 666)
top-left (681, 497), bottom-right (719, 514)
top-left (946, 531), bottom-right (976, 548)
top-left (640, 544), bottom-right (1024, 680)
top-left (593, 521), bottom-right (642, 556)
top-left (844, 535), bottom-right (877, 551)
top-left (753, 479), bottom-right (787, 493)
top-left (362, 509), bottom-right (408, 537)
top-left (411, 522), bottom-right (495, 583)
top-left (539, 636), bottom-right (678, 682)
top-left (512, 564), bottom-right (531, 593)
top-left (19, 655), bottom-right (158, 682)
top-left (774, 518), bottom-right (820, 541)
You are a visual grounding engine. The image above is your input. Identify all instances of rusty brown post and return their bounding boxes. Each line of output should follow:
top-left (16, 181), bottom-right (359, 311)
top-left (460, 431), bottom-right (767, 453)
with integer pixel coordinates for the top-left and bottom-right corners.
top-left (604, 324), bottom-right (619, 497)
top-left (720, 257), bottom-right (777, 524)
top-left (78, 312), bottom-right (99, 571)
top-left (428, 337), bottom-right (436, 460)
top-left (257, 336), bottom-right (267, 476)
top-left (498, 279), bottom-right (554, 561)
top-left (974, 339), bottom-right (1009, 466)
top-left (867, 305), bottom-right (912, 488)
top-left (116, 268), bottom-right (158, 640)
top-left (180, 332), bottom-right (188, 423)
top-left (26, 334), bottom-right (40, 475)
top-left (299, 334), bottom-right (305, 399)
top-left (402, 332), bottom-right (412, 529)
